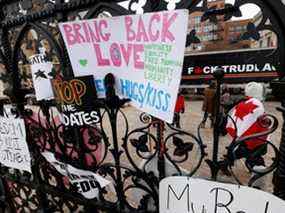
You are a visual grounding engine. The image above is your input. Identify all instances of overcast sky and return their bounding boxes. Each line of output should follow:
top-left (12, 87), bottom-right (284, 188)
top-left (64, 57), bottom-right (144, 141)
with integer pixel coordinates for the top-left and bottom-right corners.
top-left (119, 0), bottom-right (261, 20)
top-left (226, 0), bottom-right (260, 20)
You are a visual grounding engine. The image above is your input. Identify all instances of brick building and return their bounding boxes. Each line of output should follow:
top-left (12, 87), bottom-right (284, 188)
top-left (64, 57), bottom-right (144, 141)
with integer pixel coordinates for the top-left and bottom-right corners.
top-left (185, 0), bottom-right (253, 53)
top-left (251, 11), bottom-right (278, 48)
top-left (224, 19), bottom-right (252, 50)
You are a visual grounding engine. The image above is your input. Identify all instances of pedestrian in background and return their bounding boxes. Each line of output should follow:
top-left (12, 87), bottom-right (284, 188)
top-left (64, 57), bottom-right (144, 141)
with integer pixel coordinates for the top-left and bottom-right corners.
top-left (221, 85), bottom-right (233, 115)
top-left (201, 81), bottom-right (217, 128)
top-left (173, 90), bottom-right (185, 128)
top-left (221, 82), bottom-right (268, 179)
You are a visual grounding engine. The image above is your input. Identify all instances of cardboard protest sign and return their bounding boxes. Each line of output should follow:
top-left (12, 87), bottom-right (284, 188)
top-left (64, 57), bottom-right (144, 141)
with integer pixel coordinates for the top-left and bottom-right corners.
top-left (52, 75), bottom-right (100, 127)
top-left (42, 151), bottom-right (110, 199)
top-left (59, 10), bottom-right (188, 123)
top-left (0, 117), bottom-right (31, 173)
top-left (30, 54), bottom-right (55, 101)
top-left (160, 177), bottom-right (285, 213)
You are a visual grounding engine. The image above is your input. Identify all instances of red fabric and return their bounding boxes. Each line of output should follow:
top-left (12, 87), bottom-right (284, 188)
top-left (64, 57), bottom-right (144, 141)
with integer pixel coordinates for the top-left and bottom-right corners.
top-left (227, 120), bottom-right (267, 150)
top-left (175, 95), bottom-right (185, 113)
top-left (234, 101), bottom-right (258, 120)
top-left (226, 97), bottom-right (268, 151)
top-left (241, 121), bottom-right (268, 150)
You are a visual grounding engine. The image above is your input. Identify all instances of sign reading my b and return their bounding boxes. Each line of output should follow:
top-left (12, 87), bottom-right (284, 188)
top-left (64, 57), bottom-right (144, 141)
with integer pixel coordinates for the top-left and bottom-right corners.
top-left (159, 177), bottom-right (285, 213)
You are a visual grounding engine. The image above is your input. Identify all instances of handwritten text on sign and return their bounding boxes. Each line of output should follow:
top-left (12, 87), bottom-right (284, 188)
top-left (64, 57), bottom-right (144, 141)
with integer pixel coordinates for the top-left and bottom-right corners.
top-left (159, 177), bottom-right (285, 213)
top-left (52, 76), bottom-right (100, 126)
top-left (59, 10), bottom-right (188, 123)
top-left (0, 117), bottom-right (31, 173)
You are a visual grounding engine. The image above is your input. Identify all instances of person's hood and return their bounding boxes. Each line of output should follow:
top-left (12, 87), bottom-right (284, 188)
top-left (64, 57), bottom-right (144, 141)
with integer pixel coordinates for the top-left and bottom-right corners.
top-left (245, 82), bottom-right (265, 101)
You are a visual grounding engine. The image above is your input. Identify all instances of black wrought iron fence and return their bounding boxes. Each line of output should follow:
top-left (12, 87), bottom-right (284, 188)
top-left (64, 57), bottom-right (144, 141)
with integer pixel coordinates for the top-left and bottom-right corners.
top-left (0, 0), bottom-right (284, 212)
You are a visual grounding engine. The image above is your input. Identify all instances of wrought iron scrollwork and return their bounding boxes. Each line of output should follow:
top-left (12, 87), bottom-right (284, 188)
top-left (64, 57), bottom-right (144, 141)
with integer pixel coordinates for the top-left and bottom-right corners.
top-left (223, 113), bottom-right (279, 187)
top-left (0, 0), bottom-right (283, 212)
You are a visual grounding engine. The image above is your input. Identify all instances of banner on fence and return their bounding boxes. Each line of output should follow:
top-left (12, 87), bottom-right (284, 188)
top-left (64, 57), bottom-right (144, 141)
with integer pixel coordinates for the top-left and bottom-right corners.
top-left (52, 75), bottom-right (100, 126)
top-left (0, 117), bottom-right (31, 173)
top-left (159, 177), bottom-right (285, 213)
top-left (30, 54), bottom-right (54, 101)
top-left (59, 10), bottom-right (189, 123)
top-left (42, 151), bottom-right (110, 199)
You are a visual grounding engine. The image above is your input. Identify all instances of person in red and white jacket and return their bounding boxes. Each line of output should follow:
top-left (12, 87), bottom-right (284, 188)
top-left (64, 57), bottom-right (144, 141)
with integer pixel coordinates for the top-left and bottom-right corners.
top-left (225, 82), bottom-right (268, 171)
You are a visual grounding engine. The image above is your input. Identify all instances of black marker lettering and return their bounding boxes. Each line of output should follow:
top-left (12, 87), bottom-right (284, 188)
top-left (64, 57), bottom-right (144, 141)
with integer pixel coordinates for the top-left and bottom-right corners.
top-left (167, 184), bottom-right (190, 211)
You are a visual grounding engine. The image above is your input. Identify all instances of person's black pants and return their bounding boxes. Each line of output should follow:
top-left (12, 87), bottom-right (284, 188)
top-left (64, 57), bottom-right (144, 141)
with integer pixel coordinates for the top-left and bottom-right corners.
top-left (173, 112), bottom-right (181, 128)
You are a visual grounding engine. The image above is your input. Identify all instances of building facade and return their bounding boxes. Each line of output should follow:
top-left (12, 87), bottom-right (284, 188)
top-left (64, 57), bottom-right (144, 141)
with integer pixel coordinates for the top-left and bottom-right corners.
top-left (186, 0), bottom-right (254, 53)
top-left (251, 11), bottom-right (278, 48)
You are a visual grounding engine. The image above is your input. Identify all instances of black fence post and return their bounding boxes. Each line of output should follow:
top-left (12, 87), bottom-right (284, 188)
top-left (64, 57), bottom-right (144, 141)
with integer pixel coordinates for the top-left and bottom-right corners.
top-left (205, 68), bottom-right (224, 180)
top-left (104, 73), bottom-right (127, 212)
top-left (155, 118), bottom-right (166, 181)
top-left (271, 79), bottom-right (285, 199)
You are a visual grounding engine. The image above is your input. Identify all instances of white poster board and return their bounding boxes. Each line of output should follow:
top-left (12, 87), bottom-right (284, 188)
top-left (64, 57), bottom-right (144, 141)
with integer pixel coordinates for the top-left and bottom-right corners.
top-left (0, 117), bottom-right (31, 173)
top-left (30, 54), bottom-right (54, 101)
top-left (59, 10), bottom-right (188, 123)
top-left (42, 151), bottom-right (110, 199)
top-left (160, 177), bottom-right (285, 213)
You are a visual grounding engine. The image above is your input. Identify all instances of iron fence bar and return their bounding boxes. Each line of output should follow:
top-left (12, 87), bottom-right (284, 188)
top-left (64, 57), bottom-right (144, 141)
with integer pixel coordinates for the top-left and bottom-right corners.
top-left (1, 0), bottom-right (128, 28)
top-left (0, 0), bottom-right (282, 211)
top-left (157, 119), bottom-right (166, 181)
top-left (205, 68), bottom-right (224, 180)
top-left (104, 73), bottom-right (126, 212)
top-left (273, 101), bottom-right (285, 198)
top-left (0, 5), bottom-right (55, 211)
top-left (22, 107), bottom-right (51, 212)
top-left (269, 0), bottom-right (285, 197)
top-left (211, 69), bottom-right (223, 180)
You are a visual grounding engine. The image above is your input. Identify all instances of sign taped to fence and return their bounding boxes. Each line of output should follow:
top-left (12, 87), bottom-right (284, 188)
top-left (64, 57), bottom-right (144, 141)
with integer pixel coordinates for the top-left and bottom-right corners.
top-left (58, 10), bottom-right (189, 123)
top-left (52, 75), bottom-right (100, 126)
top-left (30, 54), bottom-right (54, 101)
top-left (42, 151), bottom-right (110, 199)
top-left (159, 176), bottom-right (285, 213)
top-left (0, 117), bottom-right (31, 173)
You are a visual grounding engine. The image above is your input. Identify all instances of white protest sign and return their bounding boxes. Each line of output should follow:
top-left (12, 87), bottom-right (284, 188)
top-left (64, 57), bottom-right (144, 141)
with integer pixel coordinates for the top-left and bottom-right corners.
top-left (30, 54), bottom-right (54, 101)
top-left (160, 177), bottom-right (285, 213)
top-left (42, 151), bottom-right (110, 199)
top-left (0, 117), bottom-right (31, 173)
top-left (58, 10), bottom-right (188, 123)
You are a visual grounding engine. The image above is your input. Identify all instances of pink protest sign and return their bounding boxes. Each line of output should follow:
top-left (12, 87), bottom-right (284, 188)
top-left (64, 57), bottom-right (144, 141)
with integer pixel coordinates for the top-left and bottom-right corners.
top-left (59, 10), bottom-right (188, 123)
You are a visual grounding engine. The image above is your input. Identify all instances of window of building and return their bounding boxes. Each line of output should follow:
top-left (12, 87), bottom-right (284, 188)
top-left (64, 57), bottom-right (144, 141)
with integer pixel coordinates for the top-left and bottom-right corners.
top-left (229, 36), bottom-right (237, 42)
top-left (206, 34), bottom-right (211, 41)
top-left (194, 16), bottom-right (201, 25)
top-left (195, 26), bottom-right (201, 33)
top-left (204, 24), bottom-right (218, 33)
top-left (259, 40), bottom-right (263, 48)
top-left (229, 26), bottom-right (235, 32)
top-left (267, 36), bottom-right (271, 47)
top-left (204, 24), bottom-right (210, 32)
top-left (235, 26), bottom-right (242, 31)
top-left (192, 43), bottom-right (203, 51)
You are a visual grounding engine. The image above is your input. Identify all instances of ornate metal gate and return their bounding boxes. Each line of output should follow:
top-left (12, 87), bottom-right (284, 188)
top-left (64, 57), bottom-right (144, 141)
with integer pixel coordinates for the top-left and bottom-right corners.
top-left (0, 0), bottom-right (284, 212)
